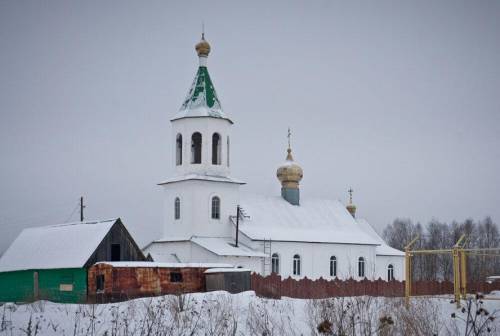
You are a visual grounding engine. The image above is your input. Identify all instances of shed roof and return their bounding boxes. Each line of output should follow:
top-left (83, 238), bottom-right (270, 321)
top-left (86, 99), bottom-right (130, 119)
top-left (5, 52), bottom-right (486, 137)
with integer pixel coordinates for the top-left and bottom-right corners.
top-left (0, 219), bottom-right (118, 272)
top-left (204, 268), bottom-right (251, 274)
top-left (95, 261), bottom-right (234, 268)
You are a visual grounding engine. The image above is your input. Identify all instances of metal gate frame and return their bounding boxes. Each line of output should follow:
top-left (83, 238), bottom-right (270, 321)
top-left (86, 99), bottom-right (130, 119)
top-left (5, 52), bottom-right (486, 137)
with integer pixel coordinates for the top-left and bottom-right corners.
top-left (405, 235), bottom-right (500, 308)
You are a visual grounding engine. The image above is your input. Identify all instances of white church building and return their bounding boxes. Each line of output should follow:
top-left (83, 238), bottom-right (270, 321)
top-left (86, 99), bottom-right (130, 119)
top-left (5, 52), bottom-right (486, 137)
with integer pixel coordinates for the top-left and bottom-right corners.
top-left (143, 35), bottom-right (404, 281)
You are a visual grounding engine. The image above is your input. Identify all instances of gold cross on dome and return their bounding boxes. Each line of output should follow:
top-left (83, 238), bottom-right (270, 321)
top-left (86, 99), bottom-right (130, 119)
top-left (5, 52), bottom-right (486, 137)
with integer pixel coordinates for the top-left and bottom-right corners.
top-left (287, 127), bottom-right (291, 150)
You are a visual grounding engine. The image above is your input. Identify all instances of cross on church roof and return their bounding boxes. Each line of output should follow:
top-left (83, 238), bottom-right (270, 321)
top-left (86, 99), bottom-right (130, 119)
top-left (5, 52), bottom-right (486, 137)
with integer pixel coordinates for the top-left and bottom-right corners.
top-left (348, 187), bottom-right (354, 204)
top-left (287, 127), bottom-right (291, 150)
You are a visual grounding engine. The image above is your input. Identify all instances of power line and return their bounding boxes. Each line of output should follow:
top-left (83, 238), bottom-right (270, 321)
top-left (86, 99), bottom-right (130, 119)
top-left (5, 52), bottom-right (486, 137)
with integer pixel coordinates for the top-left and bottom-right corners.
top-left (64, 201), bottom-right (80, 223)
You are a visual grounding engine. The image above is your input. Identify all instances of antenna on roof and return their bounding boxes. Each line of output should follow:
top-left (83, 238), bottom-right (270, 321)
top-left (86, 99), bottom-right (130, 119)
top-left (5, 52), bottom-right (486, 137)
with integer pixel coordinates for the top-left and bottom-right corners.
top-left (80, 196), bottom-right (86, 222)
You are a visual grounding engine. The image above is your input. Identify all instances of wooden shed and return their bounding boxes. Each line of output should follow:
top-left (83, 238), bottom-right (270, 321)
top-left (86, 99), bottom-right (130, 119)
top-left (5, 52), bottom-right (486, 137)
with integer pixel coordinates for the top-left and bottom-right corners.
top-left (205, 268), bottom-right (251, 293)
top-left (0, 218), bottom-right (146, 303)
top-left (87, 262), bottom-right (233, 302)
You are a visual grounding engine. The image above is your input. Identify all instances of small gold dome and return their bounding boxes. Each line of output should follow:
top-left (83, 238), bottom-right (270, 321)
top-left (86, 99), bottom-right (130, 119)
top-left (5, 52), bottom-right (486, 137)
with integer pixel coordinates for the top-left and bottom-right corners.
top-left (346, 188), bottom-right (356, 218)
top-left (277, 148), bottom-right (303, 189)
top-left (195, 34), bottom-right (211, 57)
top-left (346, 204), bottom-right (357, 218)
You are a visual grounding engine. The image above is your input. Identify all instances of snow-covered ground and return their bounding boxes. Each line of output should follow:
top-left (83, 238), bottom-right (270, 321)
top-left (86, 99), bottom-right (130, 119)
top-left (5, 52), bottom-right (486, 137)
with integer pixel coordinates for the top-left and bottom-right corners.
top-left (1, 291), bottom-right (499, 335)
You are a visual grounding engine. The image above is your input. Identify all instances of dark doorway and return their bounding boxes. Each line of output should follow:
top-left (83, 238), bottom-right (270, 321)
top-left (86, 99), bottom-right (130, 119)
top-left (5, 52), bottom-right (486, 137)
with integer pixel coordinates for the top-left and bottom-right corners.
top-left (111, 244), bottom-right (121, 261)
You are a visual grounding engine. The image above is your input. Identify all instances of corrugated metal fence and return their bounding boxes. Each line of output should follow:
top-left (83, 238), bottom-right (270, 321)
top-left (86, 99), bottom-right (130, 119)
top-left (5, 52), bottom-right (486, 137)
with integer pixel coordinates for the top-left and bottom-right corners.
top-left (251, 273), bottom-right (500, 299)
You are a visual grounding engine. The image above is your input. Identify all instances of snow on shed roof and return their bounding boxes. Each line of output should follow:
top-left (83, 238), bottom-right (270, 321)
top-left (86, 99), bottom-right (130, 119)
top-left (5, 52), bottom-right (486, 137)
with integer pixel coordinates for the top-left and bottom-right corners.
top-left (355, 218), bottom-right (404, 256)
top-left (238, 196), bottom-right (380, 245)
top-left (204, 268), bottom-right (251, 274)
top-left (0, 219), bottom-right (118, 272)
top-left (191, 237), bottom-right (267, 257)
top-left (95, 261), bottom-right (234, 268)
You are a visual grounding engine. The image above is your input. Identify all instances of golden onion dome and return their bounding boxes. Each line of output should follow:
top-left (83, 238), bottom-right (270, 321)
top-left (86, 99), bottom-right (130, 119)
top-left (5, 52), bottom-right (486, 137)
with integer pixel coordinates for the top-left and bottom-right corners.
top-left (195, 34), bottom-right (211, 57)
top-left (277, 148), bottom-right (303, 189)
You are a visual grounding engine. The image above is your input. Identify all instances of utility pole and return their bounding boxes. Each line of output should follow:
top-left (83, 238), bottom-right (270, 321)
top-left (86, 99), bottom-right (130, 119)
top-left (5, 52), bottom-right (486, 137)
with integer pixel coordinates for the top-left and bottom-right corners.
top-left (80, 196), bottom-right (85, 222)
top-left (235, 205), bottom-right (240, 247)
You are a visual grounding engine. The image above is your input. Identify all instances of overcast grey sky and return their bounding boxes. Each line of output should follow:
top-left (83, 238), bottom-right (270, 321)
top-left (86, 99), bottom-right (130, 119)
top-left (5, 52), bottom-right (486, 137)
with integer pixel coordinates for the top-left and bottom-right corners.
top-left (1, 1), bottom-right (499, 254)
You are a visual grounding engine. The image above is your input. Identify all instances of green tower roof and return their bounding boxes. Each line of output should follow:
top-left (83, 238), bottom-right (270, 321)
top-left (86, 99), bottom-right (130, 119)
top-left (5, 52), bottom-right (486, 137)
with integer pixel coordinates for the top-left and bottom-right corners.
top-left (171, 38), bottom-right (232, 123)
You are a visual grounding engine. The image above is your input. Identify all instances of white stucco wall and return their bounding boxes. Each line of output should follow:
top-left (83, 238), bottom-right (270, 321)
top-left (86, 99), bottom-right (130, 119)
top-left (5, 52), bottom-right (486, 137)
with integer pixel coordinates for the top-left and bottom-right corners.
top-left (375, 255), bottom-right (405, 281)
top-left (250, 241), bottom-right (378, 280)
top-left (161, 179), bottom-right (240, 238)
top-left (171, 117), bottom-right (232, 177)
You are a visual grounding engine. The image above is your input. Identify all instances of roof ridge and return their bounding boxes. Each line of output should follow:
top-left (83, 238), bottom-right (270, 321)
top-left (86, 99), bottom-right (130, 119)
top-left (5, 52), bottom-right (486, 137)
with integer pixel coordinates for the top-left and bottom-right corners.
top-left (32, 218), bottom-right (118, 229)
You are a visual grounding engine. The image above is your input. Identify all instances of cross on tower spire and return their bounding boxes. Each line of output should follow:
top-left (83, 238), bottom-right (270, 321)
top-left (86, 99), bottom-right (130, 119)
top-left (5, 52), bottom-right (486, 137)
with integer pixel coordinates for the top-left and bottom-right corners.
top-left (348, 187), bottom-right (353, 204)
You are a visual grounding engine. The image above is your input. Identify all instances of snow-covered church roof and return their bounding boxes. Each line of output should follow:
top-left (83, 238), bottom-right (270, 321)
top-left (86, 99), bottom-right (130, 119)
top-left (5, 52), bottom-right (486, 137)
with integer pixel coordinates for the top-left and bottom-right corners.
top-left (0, 219), bottom-right (118, 272)
top-left (238, 196), bottom-right (382, 246)
top-left (355, 218), bottom-right (405, 256)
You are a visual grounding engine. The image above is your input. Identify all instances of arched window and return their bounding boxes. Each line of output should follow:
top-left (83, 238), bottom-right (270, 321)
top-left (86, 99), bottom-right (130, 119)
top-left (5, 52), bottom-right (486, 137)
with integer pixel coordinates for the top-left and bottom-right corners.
top-left (271, 253), bottom-right (280, 274)
top-left (293, 254), bottom-right (301, 276)
top-left (358, 257), bottom-right (365, 278)
top-left (227, 136), bottom-right (230, 167)
top-left (174, 197), bottom-right (180, 220)
top-left (330, 256), bottom-right (337, 277)
top-left (212, 133), bottom-right (221, 165)
top-left (387, 264), bottom-right (394, 281)
top-left (211, 196), bottom-right (220, 219)
top-left (176, 134), bottom-right (182, 165)
top-left (191, 132), bottom-right (202, 164)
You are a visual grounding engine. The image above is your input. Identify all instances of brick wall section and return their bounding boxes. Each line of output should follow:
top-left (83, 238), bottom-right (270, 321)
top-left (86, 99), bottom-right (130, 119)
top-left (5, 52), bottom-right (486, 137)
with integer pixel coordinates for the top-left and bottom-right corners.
top-left (87, 264), bottom-right (208, 303)
top-left (251, 273), bottom-right (500, 299)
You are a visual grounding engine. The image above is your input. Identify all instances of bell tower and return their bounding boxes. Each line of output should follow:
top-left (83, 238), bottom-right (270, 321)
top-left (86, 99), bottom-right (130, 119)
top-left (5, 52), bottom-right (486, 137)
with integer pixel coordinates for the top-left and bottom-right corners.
top-left (170, 33), bottom-right (233, 178)
top-left (159, 34), bottom-right (244, 239)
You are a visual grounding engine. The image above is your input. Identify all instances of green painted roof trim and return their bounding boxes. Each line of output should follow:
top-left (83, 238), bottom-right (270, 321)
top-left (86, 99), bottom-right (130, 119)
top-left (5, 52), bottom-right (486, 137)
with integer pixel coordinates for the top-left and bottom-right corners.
top-left (173, 66), bottom-right (232, 123)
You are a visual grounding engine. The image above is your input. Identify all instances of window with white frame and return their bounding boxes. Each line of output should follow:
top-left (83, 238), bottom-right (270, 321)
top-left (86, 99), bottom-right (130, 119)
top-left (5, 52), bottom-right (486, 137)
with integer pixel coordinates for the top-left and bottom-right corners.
top-left (271, 253), bottom-right (280, 274)
top-left (211, 196), bottom-right (220, 219)
top-left (174, 197), bottom-right (180, 220)
top-left (358, 257), bottom-right (365, 278)
top-left (293, 254), bottom-right (301, 276)
top-left (387, 264), bottom-right (394, 281)
top-left (330, 256), bottom-right (337, 277)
